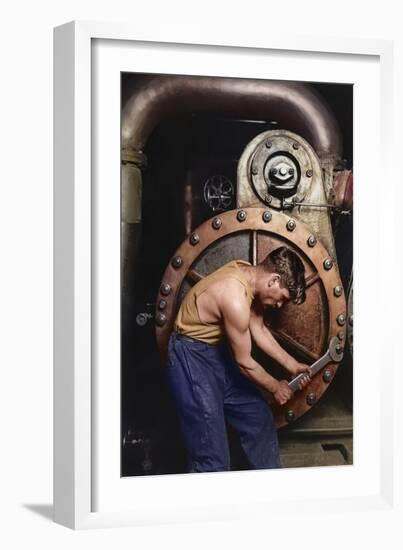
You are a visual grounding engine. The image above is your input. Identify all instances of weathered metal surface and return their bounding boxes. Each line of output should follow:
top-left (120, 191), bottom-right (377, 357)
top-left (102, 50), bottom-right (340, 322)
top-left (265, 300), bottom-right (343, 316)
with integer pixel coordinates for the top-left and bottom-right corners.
top-left (334, 169), bottom-right (353, 212)
top-left (288, 337), bottom-right (343, 392)
top-left (155, 207), bottom-right (346, 428)
top-left (122, 162), bottom-right (143, 223)
top-left (237, 130), bottom-right (338, 261)
top-left (203, 174), bottom-right (234, 212)
top-left (122, 75), bottom-right (342, 158)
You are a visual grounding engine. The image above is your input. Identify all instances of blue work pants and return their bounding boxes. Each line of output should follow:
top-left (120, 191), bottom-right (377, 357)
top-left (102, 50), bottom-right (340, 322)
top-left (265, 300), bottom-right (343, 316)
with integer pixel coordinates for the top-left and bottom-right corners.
top-left (166, 332), bottom-right (281, 473)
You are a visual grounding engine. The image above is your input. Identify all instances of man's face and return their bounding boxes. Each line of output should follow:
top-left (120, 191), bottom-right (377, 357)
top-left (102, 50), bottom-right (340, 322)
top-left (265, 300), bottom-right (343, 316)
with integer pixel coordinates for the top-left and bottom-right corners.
top-left (258, 273), bottom-right (290, 309)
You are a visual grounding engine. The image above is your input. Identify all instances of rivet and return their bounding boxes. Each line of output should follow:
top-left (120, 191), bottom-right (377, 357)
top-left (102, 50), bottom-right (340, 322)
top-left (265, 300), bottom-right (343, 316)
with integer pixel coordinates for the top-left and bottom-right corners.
top-left (336, 344), bottom-right (343, 354)
top-left (307, 235), bottom-right (317, 247)
top-left (306, 393), bottom-right (317, 406)
top-left (265, 140), bottom-right (272, 148)
top-left (323, 258), bottom-right (333, 270)
top-left (306, 169), bottom-right (313, 177)
top-left (265, 195), bottom-right (272, 205)
top-left (262, 211), bottom-right (272, 223)
top-left (155, 313), bottom-right (167, 327)
top-left (334, 285), bottom-right (343, 297)
top-left (158, 299), bottom-right (167, 310)
top-left (172, 256), bottom-right (183, 269)
top-left (252, 165), bottom-right (259, 175)
top-left (349, 315), bottom-right (353, 327)
top-left (190, 233), bottom-right (200, 246)
top-left (337, 314), bottom-right (346, 326)
top-left (293, 143), bottom-right (300, 150)
top-left (286, 219), bottom-right (296, 231)
top-left (337, 331), bottom-right (345, 340)
top-left (160, 283), bottom-right (172, 296)
top-left (212, 217), bottom-right (222, 230)
top-left (237, 210), bottom-right (247, 222)
top-left (323, 369), bottom-right (333, 383)
top-left (286, 410), bottom-right (295, 423)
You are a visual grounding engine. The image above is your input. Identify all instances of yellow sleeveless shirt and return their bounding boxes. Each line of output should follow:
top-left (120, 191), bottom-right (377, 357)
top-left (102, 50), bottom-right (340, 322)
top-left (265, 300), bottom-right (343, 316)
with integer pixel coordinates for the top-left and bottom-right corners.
top-left (174, 260), bottom-right (254, 344)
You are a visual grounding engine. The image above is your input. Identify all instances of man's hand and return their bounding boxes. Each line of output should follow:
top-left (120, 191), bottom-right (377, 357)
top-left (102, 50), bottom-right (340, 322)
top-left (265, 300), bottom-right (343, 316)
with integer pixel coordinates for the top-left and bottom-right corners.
top-left (288, 362), bottom-right (312, 390)
top-left (273, 380), bottom-right (293, 405)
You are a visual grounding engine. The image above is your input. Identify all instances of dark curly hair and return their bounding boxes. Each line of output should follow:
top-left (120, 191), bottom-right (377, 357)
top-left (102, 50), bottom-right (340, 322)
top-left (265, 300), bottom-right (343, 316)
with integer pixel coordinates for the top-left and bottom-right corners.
top-left (259, 246), bottom-right (306, 305)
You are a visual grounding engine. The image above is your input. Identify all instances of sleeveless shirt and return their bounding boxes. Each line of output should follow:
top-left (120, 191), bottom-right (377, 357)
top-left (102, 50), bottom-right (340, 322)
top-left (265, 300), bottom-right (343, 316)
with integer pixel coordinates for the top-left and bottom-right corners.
top-left (174, 260), bottom-right (254, 344)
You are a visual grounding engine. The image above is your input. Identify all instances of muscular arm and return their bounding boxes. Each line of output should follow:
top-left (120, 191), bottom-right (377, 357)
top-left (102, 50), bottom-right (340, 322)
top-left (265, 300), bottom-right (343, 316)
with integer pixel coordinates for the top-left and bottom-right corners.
top-left (249, 305), bottom-right (299, 373)
top-left (249, 305), bottom-right (312, 384)
top-left (220, 282), bottom-right (280, 394)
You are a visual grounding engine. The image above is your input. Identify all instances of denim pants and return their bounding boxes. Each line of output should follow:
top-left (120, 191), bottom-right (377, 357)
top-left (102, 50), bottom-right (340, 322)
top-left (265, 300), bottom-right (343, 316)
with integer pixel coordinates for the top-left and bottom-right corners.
top-left (166, 332), bottom-right (281, 472)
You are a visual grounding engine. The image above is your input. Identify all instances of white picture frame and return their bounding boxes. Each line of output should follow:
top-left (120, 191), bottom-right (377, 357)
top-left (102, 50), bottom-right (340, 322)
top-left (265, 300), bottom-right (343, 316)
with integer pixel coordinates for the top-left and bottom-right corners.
top-left (54, 21), bottom-right (399, 531)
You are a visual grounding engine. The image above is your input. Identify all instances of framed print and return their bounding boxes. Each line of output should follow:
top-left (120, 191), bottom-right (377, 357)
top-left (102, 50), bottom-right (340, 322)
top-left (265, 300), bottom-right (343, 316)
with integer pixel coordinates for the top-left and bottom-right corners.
top-left (54, 21), bottom-right (398, 530)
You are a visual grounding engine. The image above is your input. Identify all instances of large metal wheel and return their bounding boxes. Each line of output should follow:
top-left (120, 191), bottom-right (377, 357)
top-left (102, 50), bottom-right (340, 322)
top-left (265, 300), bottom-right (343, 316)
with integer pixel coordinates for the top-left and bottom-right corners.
top-left (155, 208), bottom-right (347, 428)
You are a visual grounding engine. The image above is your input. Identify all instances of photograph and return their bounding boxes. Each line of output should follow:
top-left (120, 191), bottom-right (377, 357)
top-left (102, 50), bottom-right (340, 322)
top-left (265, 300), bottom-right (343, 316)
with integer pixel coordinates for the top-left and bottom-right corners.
top-left (120, 73), bottom-right (353, 476)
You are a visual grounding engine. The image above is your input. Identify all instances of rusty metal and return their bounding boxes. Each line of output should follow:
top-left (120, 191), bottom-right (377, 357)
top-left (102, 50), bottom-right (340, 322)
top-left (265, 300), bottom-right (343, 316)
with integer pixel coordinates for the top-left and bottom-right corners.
top-left (337, 314), bottom-right (346, 326)
top-left (203, 175), bottom-right (234, 213)
top-left (155, 207), bottom-right (346, 429)
top-left (334, 170), bottom-right (353, 211)
top-left (333, 285), bottom-right (343, 297)
top-left (307, 393), bottom-right (317, 406)
top-left (323, 369), bottom-right (333, 383)
top-left (189, 233), bottom-right (200, 246)
top-left (237, 210), bottom-right (247, 222)
top-left (288, 336), bottom-right (343, 393)
top-left (212, 217), bottom-right (222, 230)
top-left (122, 76), bottom-right (342, 157)
top-left (121, 77), bottom-right (343, 353)
top-left (155, 313), bottom-right (168, 327)
top-left (171, 256), bottom-right (183, 269)
top-left (262, 211), bottom-right (272, 223)
top-left (160, 283), bottom-right (172, 296)
top-left (237, 130), bottom-right (338, 262)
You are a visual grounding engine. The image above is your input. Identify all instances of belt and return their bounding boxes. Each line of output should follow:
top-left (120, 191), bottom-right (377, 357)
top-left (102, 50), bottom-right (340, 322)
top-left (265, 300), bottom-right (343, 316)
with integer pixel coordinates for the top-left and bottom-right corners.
top-left (173, 331), bottom-right (204, 344)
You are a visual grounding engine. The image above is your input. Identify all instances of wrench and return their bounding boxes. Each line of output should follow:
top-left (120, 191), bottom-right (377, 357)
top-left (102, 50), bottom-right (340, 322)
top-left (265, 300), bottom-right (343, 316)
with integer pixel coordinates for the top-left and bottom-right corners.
top-left (288, 336), bottom-right (344, 393)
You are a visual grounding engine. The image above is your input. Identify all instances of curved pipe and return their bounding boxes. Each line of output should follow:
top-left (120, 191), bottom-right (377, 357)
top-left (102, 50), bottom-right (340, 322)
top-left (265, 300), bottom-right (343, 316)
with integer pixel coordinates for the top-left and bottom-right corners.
top-left (122, 75), bottom-right (342, 158)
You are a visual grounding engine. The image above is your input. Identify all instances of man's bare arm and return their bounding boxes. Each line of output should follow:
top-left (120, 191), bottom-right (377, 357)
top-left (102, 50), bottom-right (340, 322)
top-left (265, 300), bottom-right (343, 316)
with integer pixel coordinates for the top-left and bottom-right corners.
top-left (249, 306), bottom-right (312, 379)
top-left (219, 282), bottom-right (292, 404)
